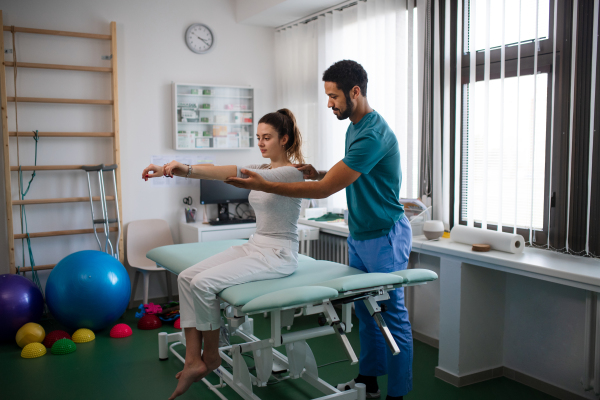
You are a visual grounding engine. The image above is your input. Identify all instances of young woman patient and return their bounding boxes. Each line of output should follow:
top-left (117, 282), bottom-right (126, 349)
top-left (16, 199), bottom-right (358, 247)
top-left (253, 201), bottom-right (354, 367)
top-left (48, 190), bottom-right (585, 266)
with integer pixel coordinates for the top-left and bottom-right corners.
top-left (141, 109), bottom-right (305, 400)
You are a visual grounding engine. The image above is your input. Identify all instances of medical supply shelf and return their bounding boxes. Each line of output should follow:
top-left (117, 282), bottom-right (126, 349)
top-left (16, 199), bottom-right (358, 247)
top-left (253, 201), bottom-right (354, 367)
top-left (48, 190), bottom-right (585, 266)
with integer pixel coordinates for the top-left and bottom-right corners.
top-left (173, 82), bottom-right (254, 150)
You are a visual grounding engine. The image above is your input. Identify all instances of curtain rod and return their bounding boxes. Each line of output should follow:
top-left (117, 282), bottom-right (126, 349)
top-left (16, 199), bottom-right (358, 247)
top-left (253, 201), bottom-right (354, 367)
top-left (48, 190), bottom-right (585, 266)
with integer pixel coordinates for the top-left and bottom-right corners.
top-left (275, 0), bottom-right (363, 32)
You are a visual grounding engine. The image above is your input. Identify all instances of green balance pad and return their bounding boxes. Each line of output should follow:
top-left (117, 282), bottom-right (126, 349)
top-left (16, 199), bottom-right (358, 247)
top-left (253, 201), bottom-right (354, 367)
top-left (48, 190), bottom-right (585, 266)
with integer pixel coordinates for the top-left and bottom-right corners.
top-left (51, 338), bottom-right (77, 355)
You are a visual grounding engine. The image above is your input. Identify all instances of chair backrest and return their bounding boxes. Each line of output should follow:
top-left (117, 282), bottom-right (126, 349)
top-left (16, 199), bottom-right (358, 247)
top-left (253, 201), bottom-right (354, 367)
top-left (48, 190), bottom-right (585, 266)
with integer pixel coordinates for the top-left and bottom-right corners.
top-left (127, 219), bottom-right (174, 268)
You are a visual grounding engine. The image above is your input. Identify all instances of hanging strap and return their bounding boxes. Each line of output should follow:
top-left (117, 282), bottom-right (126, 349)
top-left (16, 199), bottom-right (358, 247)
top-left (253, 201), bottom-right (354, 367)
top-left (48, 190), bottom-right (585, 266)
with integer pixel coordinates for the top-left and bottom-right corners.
top-left (9, 27), bottom-right (43, 293)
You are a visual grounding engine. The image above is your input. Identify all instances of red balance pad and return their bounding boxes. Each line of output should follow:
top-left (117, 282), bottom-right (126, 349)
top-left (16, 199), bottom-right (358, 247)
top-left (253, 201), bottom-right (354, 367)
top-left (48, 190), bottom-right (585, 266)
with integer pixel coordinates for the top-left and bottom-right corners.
top-left (110, 323), bottom-right (133, 338)
top-left (137, 314), bottom-right (162, 330)
top-left (43, 330), bottom-right (71, 349)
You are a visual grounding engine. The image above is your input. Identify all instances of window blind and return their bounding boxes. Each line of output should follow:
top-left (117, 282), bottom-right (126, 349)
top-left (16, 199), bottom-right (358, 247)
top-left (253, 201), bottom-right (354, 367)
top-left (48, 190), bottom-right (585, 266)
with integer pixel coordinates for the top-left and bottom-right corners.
top-left (459, 0), bottom-right (550, 237)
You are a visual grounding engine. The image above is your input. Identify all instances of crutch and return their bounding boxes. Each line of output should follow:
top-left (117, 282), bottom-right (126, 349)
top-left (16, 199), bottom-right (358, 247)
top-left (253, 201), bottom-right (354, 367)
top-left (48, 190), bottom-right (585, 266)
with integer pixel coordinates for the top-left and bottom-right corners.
top-left (81, 164), bottom-right (121, 259)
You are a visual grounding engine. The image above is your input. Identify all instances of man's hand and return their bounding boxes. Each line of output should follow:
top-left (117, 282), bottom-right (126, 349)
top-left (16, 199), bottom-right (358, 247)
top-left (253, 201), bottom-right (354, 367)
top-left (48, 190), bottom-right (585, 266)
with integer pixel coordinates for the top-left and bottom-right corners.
top-left (293, 164), bottom-right (321, 180)
top-left (226, 161), bottom-right (359, 199)
top-left (225, 169), bottom-right (269, 191)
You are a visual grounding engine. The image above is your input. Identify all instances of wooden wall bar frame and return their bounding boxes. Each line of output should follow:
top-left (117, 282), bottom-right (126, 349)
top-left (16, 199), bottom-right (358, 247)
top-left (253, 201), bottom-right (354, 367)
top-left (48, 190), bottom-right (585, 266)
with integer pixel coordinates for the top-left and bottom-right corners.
top-left (4, 61), bottom-right (112, 73)
top-left (9, 132), bottom-right (114, 137)
top-left (13, 195), bottom-right (116, 205)
top-left (110, 21), bottom-right (124, 262)
top-left (7, 97), bottom-right (113, 105)
top-left (0, 14), bottom-right (124, 273)
top-left (2, 25), bottom-right (111, 40)
top-left (0, 11), bottom-right (16, 273)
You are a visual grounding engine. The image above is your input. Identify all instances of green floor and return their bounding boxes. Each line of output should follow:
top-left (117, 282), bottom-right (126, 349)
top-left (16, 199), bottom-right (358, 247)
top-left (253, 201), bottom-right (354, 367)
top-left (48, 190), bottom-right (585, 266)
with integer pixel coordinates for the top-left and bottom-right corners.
top-left (0, 309), bottom-right (557, 400)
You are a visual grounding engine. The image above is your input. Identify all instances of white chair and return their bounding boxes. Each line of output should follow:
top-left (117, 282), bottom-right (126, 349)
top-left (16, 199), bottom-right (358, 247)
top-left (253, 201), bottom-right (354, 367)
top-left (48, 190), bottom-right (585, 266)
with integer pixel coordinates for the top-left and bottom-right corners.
top-left (127, 219), bottom-right (175, 308)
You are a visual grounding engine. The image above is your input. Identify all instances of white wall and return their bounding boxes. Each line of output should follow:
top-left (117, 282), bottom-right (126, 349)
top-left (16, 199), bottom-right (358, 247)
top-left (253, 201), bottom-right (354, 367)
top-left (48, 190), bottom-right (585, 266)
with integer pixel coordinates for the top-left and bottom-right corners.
top-left (0, 0), bottom-right (276, 300)
top-left (503, 275), bottom-right (588, 397)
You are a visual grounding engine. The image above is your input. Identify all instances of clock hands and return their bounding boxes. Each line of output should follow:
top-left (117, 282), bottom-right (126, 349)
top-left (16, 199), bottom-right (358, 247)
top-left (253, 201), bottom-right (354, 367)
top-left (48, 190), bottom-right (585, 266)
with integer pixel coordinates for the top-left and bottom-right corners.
top-left (195, 34), bottom-right (210, 46)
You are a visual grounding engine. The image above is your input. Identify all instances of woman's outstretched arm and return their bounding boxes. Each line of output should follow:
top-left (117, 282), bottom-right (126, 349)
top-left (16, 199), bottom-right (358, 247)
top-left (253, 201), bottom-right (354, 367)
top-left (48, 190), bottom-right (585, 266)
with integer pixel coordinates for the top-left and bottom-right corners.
top-left (142, 161), bottom-right (236, 181)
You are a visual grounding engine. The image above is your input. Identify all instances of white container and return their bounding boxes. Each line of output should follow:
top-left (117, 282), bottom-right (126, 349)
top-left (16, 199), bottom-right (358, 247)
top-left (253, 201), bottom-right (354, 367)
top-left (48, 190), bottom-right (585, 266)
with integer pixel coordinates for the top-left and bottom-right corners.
top-left (195, 137), bottom-right (210, 148)
top-left (409, 206), bottom-right (432, 236)
top-left (214, 137), bottom-right (228, 148)
top-left (177, 132), bottom-right (194, 149)
top-left (423, 220), bottom-right (445, 240)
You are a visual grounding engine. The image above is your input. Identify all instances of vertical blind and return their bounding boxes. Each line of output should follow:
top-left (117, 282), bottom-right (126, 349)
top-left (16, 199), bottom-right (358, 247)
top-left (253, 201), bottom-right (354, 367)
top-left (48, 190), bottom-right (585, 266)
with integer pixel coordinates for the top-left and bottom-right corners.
top-left (434, 0), bottom-right (600, 257)
top-left (463, 0), bottom-right (549, 237)
top-left (275, 0), bottom-right (421, 211)
top-left (434, 0), bottom-right (550, 234)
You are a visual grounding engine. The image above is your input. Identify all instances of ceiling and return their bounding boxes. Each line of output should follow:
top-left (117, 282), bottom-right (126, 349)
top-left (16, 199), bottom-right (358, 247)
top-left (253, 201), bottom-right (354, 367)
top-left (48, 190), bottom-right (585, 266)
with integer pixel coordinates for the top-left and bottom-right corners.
top-left (235, 0), bottom-right (348, 27)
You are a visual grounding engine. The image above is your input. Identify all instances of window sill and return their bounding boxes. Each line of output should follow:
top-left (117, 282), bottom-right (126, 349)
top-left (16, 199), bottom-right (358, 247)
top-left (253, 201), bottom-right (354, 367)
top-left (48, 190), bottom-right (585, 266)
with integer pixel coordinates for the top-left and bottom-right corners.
top-left (412, 236), bottom-right (600, 291)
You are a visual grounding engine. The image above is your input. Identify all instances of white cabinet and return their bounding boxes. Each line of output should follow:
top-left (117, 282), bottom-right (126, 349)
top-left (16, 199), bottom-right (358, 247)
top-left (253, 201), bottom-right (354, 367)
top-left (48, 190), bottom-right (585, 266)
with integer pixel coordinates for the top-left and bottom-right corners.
top-left (201, 227), bottom-right (257, 242)
top-left (179, 221), bottom-right (319, 244)
top-left (173, 83), bottom-right (254, 150)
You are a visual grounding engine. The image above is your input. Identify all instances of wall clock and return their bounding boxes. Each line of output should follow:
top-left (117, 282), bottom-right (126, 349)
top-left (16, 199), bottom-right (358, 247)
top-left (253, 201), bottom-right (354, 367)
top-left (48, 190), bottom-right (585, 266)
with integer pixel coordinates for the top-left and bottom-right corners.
top-left (185, 23), bottom-right (214, 54)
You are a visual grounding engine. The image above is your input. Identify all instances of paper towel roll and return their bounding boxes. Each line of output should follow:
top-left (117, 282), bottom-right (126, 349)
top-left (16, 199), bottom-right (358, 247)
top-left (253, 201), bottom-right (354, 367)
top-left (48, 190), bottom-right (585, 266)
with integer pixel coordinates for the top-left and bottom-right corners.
top-left (450, 225), bottom-right (525, 254)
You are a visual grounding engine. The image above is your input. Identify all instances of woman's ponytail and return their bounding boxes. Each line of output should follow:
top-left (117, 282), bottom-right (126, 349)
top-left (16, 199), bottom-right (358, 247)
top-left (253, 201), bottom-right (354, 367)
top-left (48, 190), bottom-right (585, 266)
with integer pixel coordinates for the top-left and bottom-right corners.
top-left (258, 108), bottom-right (305, 164)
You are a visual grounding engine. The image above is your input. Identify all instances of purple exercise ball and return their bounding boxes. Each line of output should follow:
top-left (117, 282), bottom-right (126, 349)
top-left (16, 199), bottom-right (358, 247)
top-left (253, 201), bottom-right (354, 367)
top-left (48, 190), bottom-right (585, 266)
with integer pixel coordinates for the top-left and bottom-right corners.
top-left (0, 274), bottom-right (44, 342)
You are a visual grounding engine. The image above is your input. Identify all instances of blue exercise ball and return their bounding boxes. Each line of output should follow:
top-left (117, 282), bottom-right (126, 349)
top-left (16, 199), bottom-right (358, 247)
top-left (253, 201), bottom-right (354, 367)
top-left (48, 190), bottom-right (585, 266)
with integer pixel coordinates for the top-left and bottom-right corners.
top-left (46, 250), bottom-right (131, 331)
top-left (0, 274), bottom-right (44, 342)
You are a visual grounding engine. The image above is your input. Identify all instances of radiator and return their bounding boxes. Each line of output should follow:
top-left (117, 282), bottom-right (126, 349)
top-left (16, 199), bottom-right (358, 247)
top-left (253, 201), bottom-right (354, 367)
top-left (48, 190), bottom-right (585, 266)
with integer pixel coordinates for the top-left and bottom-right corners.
top-left (304, 232), bottom-right (349, 265)
top-left (583, 291), bottom-right (600, 394)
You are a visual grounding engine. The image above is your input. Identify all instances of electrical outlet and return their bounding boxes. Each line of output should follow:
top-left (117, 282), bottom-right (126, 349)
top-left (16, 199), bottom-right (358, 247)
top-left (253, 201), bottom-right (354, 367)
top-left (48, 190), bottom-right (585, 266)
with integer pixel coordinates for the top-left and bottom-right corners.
top-left (101, 55), bottom-right (112, 60)
top-left (4, 49), bottom-right (12, 54)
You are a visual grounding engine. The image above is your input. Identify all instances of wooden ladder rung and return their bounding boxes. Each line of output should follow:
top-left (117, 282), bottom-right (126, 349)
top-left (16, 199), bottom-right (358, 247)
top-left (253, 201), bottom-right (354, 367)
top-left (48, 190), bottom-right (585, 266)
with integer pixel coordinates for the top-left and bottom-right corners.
top-left (19, 264), bottom-right (56, 272)
top-left (9, 131), bottom-right (114, 137)
top-left (14, 227), bottom-right (118, 239)
top-left (7, 97), bottom-right (113, 105)
top-left (4, 61), bottom-right (111, 73)
top-left (13, 196), bottom-right (116, 205)
top-left (10, 165), bottom-right (112, 171)
top-left (3, 25), bottom-right (111, 40)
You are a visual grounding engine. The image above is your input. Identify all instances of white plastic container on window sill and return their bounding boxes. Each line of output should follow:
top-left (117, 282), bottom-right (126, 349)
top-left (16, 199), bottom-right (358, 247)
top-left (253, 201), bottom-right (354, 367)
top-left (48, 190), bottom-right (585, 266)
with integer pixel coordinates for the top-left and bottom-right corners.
top-left (409, 206), bottom-right (432, 237)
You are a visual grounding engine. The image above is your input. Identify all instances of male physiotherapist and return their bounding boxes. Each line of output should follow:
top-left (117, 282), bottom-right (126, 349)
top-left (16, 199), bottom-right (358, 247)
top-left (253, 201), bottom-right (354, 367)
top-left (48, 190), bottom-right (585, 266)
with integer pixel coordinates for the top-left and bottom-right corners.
top-left (227, 60), bottom-right (412, 400)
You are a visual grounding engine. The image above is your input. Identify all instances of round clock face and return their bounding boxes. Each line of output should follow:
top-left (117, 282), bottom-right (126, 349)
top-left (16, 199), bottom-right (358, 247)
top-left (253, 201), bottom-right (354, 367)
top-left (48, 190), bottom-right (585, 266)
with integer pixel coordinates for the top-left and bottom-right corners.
top-left (185, 23), bottom-right (214, 54)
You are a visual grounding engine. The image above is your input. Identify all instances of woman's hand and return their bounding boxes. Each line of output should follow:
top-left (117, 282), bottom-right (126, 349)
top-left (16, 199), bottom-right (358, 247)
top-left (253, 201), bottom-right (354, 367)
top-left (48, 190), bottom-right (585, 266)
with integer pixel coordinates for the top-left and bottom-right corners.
top-left (294, 164), bottom-right (319, 180)
top-left (142, 164), bottom-right (164, 181)
top-left (163, 160), bottom-right (188, 177)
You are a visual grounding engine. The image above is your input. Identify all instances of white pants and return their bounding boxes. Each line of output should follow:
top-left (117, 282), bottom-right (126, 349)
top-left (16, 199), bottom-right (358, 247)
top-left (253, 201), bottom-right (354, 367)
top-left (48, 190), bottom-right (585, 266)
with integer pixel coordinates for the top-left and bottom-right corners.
top-left (178, 234), bottom-right (298, 331)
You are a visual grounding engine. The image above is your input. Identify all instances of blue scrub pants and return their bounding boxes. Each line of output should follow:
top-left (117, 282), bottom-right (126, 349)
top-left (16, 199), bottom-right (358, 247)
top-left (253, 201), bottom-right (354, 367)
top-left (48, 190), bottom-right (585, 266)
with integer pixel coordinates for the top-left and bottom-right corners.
top-left (348, 216), bottom-right (413, 397)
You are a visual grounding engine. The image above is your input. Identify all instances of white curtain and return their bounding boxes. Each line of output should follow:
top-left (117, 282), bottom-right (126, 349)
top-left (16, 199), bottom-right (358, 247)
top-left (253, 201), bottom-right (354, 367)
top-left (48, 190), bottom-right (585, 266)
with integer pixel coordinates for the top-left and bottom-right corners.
top-left (275, 22), bottom-right (319, 170)
top-left (275, 0), bottom-right (420, 212)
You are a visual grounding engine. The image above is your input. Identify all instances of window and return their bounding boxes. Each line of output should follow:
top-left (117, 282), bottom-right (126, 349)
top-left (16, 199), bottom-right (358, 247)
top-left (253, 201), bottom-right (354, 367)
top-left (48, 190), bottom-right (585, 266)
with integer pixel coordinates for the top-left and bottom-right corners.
top-left (468, 0), bottom-right (550, 52)
top-left (460, 0), bottom-right (555, 236)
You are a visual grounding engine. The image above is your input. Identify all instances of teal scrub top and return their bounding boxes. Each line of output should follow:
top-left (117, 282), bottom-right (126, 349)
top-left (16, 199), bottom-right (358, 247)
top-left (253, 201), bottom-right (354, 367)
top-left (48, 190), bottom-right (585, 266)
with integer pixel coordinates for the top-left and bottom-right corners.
top-left (342, 110), bottom-right (404, 241)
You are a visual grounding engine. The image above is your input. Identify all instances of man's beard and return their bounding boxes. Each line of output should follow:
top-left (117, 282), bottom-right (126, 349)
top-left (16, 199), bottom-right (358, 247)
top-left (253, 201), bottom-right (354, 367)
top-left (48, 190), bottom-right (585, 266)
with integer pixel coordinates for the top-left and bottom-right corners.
top-left (336, 94), bottom-right (354, 120)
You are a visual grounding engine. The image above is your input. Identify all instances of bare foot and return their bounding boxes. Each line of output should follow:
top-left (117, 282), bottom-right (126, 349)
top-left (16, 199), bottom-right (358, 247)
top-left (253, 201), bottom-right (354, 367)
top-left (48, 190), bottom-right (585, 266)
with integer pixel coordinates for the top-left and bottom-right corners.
top-left (168, 361), bottom-right (208, 400)
top-left (202, 350), bottom-right (222, 372)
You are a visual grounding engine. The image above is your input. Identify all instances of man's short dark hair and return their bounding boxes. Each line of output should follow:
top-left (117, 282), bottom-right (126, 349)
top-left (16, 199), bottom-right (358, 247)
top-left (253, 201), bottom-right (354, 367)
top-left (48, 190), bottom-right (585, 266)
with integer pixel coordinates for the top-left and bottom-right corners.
top-left (322, 60), bottom-right (368, 97)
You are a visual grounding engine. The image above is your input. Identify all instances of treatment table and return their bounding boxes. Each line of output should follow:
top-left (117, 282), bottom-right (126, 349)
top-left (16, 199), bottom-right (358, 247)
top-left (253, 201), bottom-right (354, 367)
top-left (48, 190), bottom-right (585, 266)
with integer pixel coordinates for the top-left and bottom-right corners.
top-left (147, 240), bottom-right (438, 400)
